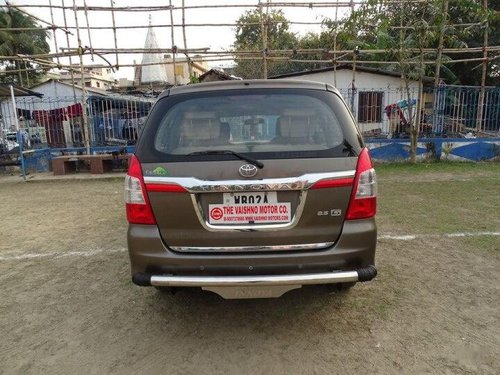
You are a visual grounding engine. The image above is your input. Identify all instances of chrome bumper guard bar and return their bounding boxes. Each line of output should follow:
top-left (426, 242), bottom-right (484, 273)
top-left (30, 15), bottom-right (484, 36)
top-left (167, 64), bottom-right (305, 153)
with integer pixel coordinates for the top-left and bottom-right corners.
top-left (133, 266), bottom-right (377, 288)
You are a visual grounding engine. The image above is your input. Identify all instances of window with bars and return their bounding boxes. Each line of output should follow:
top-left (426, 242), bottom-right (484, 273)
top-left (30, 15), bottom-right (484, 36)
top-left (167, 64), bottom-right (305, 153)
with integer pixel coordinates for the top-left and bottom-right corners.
top-left (358, 91), bottom-right (383, 123)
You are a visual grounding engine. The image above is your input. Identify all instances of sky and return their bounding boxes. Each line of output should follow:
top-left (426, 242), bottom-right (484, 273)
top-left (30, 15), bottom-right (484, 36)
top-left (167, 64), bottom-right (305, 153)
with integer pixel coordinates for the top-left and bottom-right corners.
top-left (1, 0), bottom-right (352, 80)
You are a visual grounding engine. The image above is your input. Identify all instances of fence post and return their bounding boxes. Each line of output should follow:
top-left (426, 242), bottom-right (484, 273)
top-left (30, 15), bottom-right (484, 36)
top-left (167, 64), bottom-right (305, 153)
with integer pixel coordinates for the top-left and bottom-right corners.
top-left (9, 85), bottom-right (26, 181)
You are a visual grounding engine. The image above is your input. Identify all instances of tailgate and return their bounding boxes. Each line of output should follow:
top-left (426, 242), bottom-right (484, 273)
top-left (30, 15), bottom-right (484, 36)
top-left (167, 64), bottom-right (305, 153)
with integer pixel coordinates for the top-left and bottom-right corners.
top-left (143, 158), bottom-right (357, 252)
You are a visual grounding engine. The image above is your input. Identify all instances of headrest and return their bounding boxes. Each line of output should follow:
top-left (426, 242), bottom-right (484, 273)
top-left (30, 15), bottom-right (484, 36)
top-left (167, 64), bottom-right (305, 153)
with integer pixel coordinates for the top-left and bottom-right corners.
top-left (180, 115), bottom-right (219, 140)
top-left (277, 115), bottom-right (311, 138)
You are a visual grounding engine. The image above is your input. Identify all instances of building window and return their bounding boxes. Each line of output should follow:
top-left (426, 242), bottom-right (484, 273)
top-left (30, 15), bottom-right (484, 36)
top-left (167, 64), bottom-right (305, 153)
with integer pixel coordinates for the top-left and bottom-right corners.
top-left (96, 82), bottom-right (100, 88)
top-left (358, 91), bottom-right (383, 123)
top-left (85, 81), bottom-right (91, 87)
top-left (175, 65), bottom-right (184, 76)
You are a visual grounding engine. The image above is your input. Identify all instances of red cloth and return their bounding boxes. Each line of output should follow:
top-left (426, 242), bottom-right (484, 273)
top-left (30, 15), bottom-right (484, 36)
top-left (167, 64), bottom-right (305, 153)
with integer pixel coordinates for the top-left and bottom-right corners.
top-left (67, 103), bottom-right (82, 118)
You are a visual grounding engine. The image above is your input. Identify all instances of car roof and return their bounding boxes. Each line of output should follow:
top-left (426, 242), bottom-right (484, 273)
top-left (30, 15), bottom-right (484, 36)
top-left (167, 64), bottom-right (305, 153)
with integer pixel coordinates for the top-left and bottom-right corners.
top-left (158, 79), bottom-right (339, 99)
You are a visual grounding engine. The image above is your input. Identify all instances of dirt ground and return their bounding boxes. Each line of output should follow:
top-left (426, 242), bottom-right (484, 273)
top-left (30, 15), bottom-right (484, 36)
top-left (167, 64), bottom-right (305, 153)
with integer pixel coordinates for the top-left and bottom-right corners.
top-left (0, 164), bottom-right (499, 374)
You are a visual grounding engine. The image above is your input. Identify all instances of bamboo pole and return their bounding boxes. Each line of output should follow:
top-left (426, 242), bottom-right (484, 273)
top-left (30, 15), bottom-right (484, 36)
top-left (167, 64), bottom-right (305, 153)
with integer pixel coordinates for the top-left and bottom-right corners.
top-left (109, 0), bottom-right (119, 69)
top-left (48, 0), bottom-right (60, 67)
top-left (260, 1), bottom-right (268, 79)
top-left (1, 56), bottom-right (494, 74)
top-left (433, 0), bottom-right (448, 88)
top-left (169, 0), bottom-right (177, 85)
top-left (333, 0), bottom-right (339, 86)
top-left (1, 45), bottom-right (498, 62)
top-left (73, 0), bottom-right (90, 155)
top-left (83, 1), bottom-right (94, 61)
top-left (61, 0), bottom-right (78, 106)
top-left (1, 20), bottom-right (484, 32)
top-left (1, 1), bottom-right (427, 12)
top-left (181, 0), bottom-right (193, 79)
top-left (476, 0), bottom-right (489, 133)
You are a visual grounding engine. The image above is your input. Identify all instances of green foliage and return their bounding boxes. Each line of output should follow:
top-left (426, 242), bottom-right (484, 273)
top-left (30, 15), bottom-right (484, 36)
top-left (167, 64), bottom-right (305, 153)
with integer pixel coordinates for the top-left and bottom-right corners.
top-left (188, 75), bottom-right (200, 84)
top-left (324, 0), bottom-right (497, 85)
top-left (0, 8), bottom-right (51, 86)
top-left (233, 9), bottom-right (298, 78)
top-left (231, 1), bottom-right (498, 84)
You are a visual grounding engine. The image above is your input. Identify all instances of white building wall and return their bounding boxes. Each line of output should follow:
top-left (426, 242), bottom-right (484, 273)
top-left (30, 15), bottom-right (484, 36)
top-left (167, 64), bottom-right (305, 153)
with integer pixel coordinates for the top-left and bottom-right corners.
top-left (276, 70), bottom-right (420, 134)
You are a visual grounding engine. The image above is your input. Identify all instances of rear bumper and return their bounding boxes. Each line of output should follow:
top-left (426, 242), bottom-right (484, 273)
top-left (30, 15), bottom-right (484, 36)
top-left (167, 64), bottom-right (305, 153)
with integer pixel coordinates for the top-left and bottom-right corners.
top-left (133, 265), bottom-right (377, 287)
top-left (127, 219), bottom-right (377, 278)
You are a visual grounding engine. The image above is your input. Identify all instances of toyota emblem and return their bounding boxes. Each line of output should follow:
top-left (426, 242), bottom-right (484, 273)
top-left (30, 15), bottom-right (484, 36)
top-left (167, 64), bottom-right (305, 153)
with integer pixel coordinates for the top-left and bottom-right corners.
top-left (239, 164), bottom-right (258, 178)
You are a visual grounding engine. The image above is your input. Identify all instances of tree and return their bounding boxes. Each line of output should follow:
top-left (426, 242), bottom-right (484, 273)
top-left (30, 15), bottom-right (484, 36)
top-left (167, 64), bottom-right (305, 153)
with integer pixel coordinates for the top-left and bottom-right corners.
top-left (323, 0), bottom-right (496, 161)
top-left (233, 9), bottom-right (298, 78)
top-left (0, 8), bottom-right (51, 86)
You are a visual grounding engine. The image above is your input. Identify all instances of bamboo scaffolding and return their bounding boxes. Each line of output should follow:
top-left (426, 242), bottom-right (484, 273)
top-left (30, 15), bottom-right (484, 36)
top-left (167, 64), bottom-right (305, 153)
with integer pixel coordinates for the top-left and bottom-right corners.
top-left (4, 55), bottom-right (491, 76)
top-left (0, 46), bottom-right (479, 64)
top-left (3, 1), bottom-right (72, 34)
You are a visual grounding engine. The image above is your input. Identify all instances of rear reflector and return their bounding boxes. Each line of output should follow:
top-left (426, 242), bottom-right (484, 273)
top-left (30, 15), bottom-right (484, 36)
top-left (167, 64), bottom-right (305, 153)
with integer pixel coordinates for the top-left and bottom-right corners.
top-left (125, 156), bottom-right (157, 225)
top-left (346, 148), bottom-right (377, 220)
top-left (146, 183), bottom-right (187, 193)
top-left (310, 177), bottom-right (354, 190)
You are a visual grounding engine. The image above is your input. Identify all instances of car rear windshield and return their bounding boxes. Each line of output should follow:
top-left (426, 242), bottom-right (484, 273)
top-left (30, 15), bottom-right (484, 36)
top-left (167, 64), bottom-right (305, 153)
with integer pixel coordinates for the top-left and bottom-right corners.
top-left (139, 88), bottom-right (357, 162)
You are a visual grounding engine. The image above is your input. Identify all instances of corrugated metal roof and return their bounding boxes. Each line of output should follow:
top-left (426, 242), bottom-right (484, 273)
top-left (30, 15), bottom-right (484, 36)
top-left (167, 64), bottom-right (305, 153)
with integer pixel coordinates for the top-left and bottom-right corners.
top-left (0, 84), bottom-right (43, 98)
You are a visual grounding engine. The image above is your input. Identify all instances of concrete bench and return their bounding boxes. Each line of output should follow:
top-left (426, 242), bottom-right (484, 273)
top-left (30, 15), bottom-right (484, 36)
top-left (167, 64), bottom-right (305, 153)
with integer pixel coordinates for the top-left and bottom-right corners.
top-left (52, 154), bottom-right (131, 175)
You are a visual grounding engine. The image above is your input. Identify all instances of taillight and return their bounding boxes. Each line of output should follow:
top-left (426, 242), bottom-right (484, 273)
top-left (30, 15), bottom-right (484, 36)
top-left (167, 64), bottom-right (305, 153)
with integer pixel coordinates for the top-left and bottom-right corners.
top-left (146, 183), bottom-right (186, 193)
top-left (346, 148), bottom-right (377, 220)
top-left (125, 155), bottom-right (156, 225)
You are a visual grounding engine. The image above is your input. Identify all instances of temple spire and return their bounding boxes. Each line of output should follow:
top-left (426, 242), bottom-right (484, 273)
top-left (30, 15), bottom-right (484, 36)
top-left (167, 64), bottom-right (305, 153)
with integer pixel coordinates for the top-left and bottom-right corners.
top-left (139, 15), bottom-right (168, 84)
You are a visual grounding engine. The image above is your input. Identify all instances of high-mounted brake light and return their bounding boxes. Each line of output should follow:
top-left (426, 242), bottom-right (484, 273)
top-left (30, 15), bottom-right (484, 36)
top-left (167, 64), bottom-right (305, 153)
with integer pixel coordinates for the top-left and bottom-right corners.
top-left (125, 155), bottom-right (156, 225)
top-left (346, 148), bottom-right (377, 220)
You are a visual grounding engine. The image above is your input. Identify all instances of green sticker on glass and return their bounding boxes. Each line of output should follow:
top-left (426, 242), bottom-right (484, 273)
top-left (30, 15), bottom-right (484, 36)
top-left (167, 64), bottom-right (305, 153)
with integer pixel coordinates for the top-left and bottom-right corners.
top-left (153, 166), bottom-right (168, 176)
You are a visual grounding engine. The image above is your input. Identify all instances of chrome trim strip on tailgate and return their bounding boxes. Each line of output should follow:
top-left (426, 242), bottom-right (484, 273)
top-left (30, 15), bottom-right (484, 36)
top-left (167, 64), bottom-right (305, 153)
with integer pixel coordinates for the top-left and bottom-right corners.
top-left (144, 170), bottom-right (355, 193)
top-left (169, 241), bottom-right (334, 253)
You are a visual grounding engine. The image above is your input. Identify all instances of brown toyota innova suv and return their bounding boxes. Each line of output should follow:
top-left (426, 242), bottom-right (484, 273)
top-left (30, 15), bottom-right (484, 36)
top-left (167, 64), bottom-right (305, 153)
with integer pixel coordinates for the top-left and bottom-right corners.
top-left (125, 80), bottom-right (377, 299)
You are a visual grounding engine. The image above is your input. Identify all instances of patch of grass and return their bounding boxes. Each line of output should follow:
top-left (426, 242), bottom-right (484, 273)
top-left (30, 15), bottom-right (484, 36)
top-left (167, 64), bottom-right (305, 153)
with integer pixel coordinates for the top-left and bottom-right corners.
top-left (375, 161), bottom-right (499, 176)
top-left (374, 162), bottom-right (500, 235)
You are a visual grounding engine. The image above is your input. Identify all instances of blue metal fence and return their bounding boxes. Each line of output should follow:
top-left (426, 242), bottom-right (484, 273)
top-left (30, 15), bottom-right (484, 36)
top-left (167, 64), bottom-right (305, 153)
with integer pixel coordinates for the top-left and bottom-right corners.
top-left (0, 85), bottom-right (499, 158)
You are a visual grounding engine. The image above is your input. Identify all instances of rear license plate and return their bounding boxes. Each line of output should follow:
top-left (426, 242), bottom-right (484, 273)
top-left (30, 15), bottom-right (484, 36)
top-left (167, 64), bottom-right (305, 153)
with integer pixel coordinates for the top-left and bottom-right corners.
top-left (223, 192), bottom-right (277, 205)
top-left (208, 192), bottom-right (291, 224)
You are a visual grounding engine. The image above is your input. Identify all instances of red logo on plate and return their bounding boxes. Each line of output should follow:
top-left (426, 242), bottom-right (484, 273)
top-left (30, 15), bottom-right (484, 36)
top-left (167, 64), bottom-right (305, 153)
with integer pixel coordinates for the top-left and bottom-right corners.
top-left (210, 207), bottom-right (223, 221)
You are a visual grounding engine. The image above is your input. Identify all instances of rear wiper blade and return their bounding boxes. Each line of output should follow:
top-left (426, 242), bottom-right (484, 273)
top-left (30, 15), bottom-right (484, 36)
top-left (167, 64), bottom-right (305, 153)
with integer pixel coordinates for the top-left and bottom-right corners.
top-left (188, 150), bottom-right (264, 169)
top-left (342, 139), bottom-right (356, 156)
